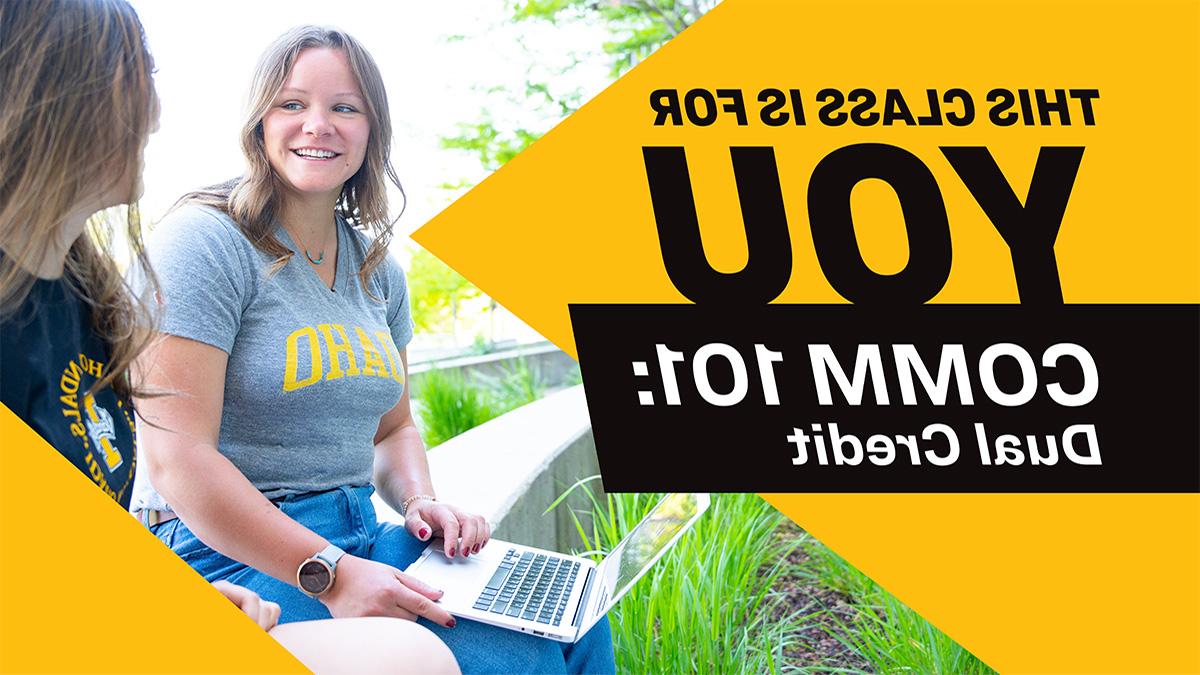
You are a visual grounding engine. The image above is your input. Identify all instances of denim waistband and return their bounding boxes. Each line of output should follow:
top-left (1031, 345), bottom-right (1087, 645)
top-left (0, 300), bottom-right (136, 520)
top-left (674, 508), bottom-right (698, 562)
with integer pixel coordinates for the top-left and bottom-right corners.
top-left (273, 484), bottom-right (375, 505)
top-left (272, 485), bottom-right (378, 556)
top-left (157, 484), bottom-right (381, 584)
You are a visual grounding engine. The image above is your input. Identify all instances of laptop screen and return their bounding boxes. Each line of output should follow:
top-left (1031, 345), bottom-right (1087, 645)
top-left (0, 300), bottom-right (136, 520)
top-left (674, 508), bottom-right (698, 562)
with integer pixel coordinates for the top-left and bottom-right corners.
top-left (612, 493), bottom-right (706, 593)
top-left (582, 493), bottom-right (711, 633)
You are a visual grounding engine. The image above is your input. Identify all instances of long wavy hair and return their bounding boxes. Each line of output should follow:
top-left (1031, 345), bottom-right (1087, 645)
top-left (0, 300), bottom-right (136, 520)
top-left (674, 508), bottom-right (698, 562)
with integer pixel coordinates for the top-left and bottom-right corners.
top-left (0, 0), bottom-right (159, 400)
top-left (180, 26), bottom-right (402, 290)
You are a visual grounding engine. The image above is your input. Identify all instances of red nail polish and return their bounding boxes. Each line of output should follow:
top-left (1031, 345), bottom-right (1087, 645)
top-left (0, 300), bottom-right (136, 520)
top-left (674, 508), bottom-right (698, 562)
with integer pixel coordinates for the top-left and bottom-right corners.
top-left (419, 528), bottom-right (428, 539)
top-left (446, 618), bottom-right (457, 628)
top-left (473, 544), bottom-right (480, 553)
top-left (449, 547), bottom-right (456, 557)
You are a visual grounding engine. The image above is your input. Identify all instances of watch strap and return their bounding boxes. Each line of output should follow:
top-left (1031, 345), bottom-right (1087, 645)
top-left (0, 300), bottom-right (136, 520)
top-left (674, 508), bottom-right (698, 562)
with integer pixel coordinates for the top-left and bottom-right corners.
top-left (314, 543), bottom-right (346, 569)
top-left (297, 544), bottom-right (347, 598)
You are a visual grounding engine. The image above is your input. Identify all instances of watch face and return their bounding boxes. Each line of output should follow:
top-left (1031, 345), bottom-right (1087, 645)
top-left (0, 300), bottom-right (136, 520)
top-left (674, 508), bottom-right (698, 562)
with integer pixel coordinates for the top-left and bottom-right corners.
top-left (298, 560), bottom-right (332, 595)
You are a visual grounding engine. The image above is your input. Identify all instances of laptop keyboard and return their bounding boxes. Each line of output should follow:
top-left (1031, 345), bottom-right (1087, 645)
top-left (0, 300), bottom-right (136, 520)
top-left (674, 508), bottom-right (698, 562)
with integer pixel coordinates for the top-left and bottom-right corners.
top-left (472, 549), bottom-right (581, 626)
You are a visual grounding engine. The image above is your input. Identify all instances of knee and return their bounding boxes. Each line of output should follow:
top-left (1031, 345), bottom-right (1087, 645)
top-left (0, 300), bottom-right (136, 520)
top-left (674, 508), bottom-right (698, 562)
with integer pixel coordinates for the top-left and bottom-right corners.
top-left (271, 617), bottom-right (460, 675)
top-left (374, 619), bottom-right (459, 675)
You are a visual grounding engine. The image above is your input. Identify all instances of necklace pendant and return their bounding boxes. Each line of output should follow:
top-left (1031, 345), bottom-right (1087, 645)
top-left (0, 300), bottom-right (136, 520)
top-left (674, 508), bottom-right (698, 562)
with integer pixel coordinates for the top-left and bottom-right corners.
top-left (305, 249), bottom-right (325, 265)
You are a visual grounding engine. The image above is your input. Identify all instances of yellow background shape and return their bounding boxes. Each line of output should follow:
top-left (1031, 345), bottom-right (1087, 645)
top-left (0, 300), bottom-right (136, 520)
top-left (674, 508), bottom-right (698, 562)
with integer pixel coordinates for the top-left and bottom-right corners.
top-left (764, 493), bottom-right (1200, 673)
top-left (415, 0), bottom-right (1200, 358)
top-left (414, 0), bottom-right (1200, 671)
top-left (0, 405), bottom-right (306, 674)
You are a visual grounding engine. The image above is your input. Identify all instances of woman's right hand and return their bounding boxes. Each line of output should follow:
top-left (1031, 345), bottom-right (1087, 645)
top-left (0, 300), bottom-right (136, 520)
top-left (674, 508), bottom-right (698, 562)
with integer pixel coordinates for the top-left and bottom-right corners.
top-left (319, 554), bottom-right (456, 628)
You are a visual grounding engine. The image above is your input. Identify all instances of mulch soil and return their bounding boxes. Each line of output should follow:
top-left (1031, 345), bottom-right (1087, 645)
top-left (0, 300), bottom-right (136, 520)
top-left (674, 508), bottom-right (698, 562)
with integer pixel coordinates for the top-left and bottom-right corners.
top-left (769, 521), bottom-right (875, 673)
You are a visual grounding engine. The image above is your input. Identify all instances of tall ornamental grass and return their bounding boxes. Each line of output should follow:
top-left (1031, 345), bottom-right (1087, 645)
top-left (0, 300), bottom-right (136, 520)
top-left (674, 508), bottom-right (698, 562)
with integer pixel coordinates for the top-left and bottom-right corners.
top-left (797, 539), bottom-right (996, 674)
top-left (415, 358), bottom-right (546, 448)
top-left (414, 368), bottom-right (495, 448)
top-left (552, 481), bottom-right (798, 673)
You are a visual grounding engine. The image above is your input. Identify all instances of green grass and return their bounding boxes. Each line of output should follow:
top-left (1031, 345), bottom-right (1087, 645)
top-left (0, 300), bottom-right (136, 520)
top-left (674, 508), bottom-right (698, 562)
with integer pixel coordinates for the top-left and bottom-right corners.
top-left (484, 356), bottom-right (545, 411)
top-left (417, 359), bottom-right (989, 672)
top-left (794, 537), bottom-right (878, 602)
top-left (415, 358), bottom-right (547, 448)
top-left (795, 539), bottom-right (996, 674)
top-left (551, 480), bottom-right (798, 673)
top-left (414, 368), bottom-right (496, 448)
top-left (547, 482), bottom-right (994, 674)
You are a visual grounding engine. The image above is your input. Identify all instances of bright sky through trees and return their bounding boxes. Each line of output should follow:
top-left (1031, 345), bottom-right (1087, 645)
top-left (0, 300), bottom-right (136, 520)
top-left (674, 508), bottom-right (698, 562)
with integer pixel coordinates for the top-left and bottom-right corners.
top-left (130, 0), bottom-right (611, 240)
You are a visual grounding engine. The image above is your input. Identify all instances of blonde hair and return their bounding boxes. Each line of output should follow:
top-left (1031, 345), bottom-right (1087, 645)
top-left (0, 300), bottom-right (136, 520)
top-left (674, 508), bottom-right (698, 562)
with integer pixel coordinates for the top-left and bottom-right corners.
top-left (182, 26), bottom-right (402, 290)
top-left (0, 0), bottom-right (159, 400)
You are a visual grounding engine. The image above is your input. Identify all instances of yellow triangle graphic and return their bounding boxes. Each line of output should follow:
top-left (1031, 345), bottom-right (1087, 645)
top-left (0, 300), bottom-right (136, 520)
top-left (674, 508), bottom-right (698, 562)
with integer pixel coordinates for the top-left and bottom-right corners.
top-left (0, 405), bottom-right (306, 674)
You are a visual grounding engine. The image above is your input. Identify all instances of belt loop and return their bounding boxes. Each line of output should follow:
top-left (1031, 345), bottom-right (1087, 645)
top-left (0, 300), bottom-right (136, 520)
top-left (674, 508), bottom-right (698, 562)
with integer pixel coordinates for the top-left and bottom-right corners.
top-left (337, 485), bottom-right (363, 531)
top-left (347, 485), bottom-right (375, 548)
top-left (337, 484), bottom-right (355, 511)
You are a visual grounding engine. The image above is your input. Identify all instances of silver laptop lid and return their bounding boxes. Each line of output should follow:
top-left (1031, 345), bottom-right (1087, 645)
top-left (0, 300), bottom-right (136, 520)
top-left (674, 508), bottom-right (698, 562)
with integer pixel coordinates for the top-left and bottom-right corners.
top-left (579, 493), bottom-right (711, 636)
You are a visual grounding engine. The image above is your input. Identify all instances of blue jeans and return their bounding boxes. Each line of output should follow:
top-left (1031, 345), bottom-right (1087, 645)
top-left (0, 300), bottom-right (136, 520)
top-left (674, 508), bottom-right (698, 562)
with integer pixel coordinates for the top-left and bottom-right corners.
top-left (152, 485), bottom-right (615, 674)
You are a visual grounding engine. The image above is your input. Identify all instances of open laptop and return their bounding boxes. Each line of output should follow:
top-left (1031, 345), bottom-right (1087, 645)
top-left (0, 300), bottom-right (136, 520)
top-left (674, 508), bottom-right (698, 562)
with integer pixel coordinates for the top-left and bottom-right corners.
top-left (404, 493), bottom-right (710, 642)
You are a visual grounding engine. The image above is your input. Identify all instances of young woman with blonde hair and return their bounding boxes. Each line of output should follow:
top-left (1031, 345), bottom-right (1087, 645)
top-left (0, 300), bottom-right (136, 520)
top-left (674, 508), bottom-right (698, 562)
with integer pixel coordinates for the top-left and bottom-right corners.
top-left (132, 24), bottom-right (614, 674)
top-left (0, 2), bottom-right (457, 672)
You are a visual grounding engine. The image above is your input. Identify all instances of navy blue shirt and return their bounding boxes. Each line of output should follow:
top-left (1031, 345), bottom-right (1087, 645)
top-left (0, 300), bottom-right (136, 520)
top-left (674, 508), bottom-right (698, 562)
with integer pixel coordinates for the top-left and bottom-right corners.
top-left (1, 273), bottom-right (137, 508)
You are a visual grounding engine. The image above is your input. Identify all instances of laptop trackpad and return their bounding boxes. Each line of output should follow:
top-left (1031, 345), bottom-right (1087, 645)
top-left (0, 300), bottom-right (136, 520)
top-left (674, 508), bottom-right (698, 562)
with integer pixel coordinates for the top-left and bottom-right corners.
top-left (408, 543), bottom-right (507, 608)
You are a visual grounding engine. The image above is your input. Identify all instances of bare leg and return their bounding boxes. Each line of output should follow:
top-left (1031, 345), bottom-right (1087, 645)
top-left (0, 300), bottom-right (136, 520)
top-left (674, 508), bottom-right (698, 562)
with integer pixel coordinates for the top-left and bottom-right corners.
top-left (270, 617), bottom-right (460, 675)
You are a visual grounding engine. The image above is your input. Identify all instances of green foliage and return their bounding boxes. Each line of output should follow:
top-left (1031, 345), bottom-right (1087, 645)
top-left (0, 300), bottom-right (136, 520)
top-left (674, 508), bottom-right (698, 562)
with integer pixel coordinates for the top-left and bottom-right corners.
top-left (543, 482), bottom-right (992, 673)
top-left (416, 357), bottom-right (549, 448)
top-left (796, 539), bottom-right (996, 674)
top-left (469, 333), bottom-right (494, 356)
top-left (843, 592), bottom-right (995, 675)
top-left (793, 538), bottom-right (879, 602)
top-left (563, 362), bottom-right (583, 386)
top-left (415, 368), bottom-right (496, 448)
top-left (440, 1), bottom-right (716, 181)
top-left (407, 248), bottom-right (482, 334)
top-left (512, 0), bottom-right (715, 78)
top-left (440, 116), bottom-right (545, 173)
top-left (486, 357), bottom-right (546, 410)
top-left (551, 482), bottom-right (797, 673)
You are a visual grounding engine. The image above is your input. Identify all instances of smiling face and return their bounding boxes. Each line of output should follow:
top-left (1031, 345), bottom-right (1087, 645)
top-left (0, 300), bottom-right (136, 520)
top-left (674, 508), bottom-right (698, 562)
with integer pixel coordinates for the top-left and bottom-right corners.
top-left (261, 47), bottom-right (370, 206)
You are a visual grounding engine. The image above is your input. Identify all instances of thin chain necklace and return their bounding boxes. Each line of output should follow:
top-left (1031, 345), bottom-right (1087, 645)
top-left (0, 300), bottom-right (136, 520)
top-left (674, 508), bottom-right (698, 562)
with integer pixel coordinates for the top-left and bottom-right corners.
top-left (285, 223), bottom-right (331, 266)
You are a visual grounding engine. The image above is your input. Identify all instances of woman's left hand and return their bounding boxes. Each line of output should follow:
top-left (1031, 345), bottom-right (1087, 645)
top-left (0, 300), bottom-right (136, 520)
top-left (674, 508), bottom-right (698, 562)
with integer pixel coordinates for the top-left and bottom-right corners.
top-left (405, 500), bottom-right (490, 559)
top-left (212, 580), bottom-right (281, 631)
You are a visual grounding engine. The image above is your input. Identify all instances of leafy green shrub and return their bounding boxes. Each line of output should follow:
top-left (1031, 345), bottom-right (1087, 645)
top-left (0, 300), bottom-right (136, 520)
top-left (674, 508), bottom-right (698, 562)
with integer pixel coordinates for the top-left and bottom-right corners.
top-left (551, 480), bottom-right (796, 673)
top-left (415, 368), bottom-right (495, 448)
top-left (469, 333), bottom-right (493, 355)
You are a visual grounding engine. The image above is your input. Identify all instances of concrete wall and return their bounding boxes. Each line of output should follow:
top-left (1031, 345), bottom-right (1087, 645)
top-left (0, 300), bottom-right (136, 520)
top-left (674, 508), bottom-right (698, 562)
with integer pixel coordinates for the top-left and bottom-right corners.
top-left (373, 385), bottom-right (603, 553)
top-left (408, 342), bottom-right (580, 397)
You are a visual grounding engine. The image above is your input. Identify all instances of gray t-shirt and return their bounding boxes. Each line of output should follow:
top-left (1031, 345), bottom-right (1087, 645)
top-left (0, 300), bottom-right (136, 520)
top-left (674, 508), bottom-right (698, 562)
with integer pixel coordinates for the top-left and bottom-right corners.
top-left (131, 204), bottom-right (413, 512)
